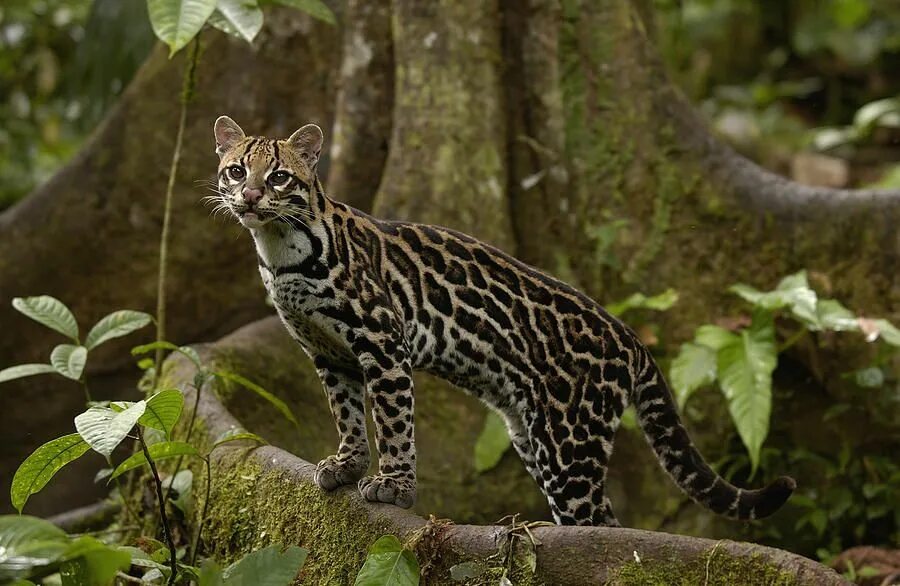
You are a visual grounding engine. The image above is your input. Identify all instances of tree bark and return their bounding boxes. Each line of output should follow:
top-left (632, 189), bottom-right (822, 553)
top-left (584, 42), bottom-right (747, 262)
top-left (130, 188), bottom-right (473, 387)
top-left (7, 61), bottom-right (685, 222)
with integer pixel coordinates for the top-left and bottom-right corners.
top-left (0, 10), bottom-right (340, 515)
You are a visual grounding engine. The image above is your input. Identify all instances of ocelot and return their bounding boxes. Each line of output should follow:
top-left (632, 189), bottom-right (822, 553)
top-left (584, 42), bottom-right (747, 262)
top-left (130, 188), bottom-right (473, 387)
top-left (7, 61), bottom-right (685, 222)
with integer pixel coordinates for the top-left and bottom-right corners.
top-left (209, 116), bottom-right (795, 526)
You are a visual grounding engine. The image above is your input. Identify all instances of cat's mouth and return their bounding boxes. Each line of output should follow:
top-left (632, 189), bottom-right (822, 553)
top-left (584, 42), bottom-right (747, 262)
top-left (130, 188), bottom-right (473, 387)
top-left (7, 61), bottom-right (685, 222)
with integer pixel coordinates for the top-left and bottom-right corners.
top-left (236, 208), bottom-right (273, 229)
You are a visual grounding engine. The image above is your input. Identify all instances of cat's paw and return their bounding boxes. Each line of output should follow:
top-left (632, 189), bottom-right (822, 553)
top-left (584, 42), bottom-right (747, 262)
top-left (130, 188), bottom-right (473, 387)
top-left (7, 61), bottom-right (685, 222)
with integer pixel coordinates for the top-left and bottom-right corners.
top-left (314, 454), bottom-right (369, 491)
top-left (358, 473), bottom-right (416, 508)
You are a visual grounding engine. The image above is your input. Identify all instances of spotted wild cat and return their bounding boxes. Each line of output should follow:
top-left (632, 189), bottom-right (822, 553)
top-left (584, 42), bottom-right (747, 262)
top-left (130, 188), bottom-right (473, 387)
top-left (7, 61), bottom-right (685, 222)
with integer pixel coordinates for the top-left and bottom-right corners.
top-left (208, 116), bottom-right (795, 526)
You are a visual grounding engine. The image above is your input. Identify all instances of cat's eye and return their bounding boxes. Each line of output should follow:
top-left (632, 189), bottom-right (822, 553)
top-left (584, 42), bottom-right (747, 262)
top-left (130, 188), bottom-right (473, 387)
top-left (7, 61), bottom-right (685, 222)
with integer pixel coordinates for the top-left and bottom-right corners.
top-left (228, 165), bottom-right (246, 180)
top-left (269, 171), bottom-right (290, 186)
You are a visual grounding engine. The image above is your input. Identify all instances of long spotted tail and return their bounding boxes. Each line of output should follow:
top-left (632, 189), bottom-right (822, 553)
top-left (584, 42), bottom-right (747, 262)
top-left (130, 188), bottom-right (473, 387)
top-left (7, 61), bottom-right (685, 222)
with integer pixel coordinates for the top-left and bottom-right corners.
top-left (631, 349), bottom-right (795, 520)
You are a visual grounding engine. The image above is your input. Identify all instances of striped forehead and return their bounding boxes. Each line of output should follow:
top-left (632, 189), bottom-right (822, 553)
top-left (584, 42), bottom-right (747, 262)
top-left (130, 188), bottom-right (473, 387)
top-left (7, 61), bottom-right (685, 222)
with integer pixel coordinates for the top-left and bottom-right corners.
top-left (235, 138), bottom-right (278, 169)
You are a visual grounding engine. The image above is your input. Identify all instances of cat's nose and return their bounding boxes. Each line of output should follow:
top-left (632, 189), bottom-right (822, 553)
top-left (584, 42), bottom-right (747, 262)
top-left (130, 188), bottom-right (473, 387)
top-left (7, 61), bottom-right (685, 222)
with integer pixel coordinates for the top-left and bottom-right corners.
top-left (242, 186), bottom-right (263, 205)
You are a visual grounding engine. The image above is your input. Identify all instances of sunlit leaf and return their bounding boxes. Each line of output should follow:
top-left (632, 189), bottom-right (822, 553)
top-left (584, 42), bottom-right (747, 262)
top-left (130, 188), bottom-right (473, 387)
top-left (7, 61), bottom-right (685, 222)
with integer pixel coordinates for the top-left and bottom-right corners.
top-left (716, 310), bottom-right (777, 474)
top-left (11, 435), bottom-right (91, 513)
top-left (607, 288), bottom-right (678, 316)
top-left (213, 371), bottom-right (298, 428)
top-left (222, 544), bottom-right (308, 586)
top-left (12, 296), bottom-right (79, 341)
top-left (815, 299), bottom-right (858, 332)
top-left (354, 536), bottom-right (419, 586)
top-left (854, 97), bottom-right (900, 130)
top-left (694, 325), bottom-right (736, 350)
top-left (84, 310), bottom-right (152, 350)
top-left (75, 402), bottom-right (146, 458)
top-left (730, 271), bottom-right (818, 326)
top-left (0, 364), bottom-right (58, 384)
top-left (213, 428), bottom-right (268, 450)
top-left (110, 441), bottom-right (199, 480)
top-left (209, 0), bottom-right (264, 43)
top-left (669, 342), bottom-right (717, 408)
top-left (132, 341), bottom-right (202, 369)
top-left (50, 344), bottom-right (88, 381)
top-left (473, 411), bottom-right (510, 473)
top-left (140, 389), bottom-right (184, 439)
top-left (0, 515), bottom-right (69, 581)
top-left (146, 0), bottom-right (217, 56)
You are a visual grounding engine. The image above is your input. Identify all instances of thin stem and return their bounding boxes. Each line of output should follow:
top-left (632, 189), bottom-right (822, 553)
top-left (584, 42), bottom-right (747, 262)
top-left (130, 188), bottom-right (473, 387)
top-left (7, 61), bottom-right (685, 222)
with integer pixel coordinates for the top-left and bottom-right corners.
top-left (190, 457), bottom-right (212, 566)
top-left (779, 328), bottom-right (808, 353)
top-left (138, 427), bottom-right (178, 586)
top-left (153, 37), bottom-right (202, 388)
top-left (164, 373), bottom-right (205, 503)
top-left (80, 376), bottom-right (93, 405)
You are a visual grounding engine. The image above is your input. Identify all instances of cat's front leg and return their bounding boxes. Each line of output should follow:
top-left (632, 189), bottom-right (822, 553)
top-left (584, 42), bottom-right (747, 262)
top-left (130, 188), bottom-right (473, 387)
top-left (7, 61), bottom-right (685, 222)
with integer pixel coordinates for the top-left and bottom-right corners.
top-left (353, 333), bottom-right (417, 509)
top-left (312, 355), bottom-right (370, 491)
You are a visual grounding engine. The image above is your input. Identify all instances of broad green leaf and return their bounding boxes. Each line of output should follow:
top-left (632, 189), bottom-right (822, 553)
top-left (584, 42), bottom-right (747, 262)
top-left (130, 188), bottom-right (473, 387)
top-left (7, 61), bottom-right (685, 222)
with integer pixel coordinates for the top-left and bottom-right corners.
top-left (607, 288), bottom-right (678, 316)
top-left (473, 411), bottom-right (511, 473)
top-left (222, 544), bottom-right (308, 586)
top-left (199, 559), bottom-right (224, 586)
top-left (11, 435), bottom-right (91, 513)
top-left (210, 0), bottom-right (264, 43)
top-left (140, 389), bottom-right (184, 439)
top-left (50, 344), bottom-right (88, 380)
top-left (0, 515), bottom-right (69, 581)
top-left (59, 537), bottom-right (131, 586)
top-left (354, 536), bottom-right (419, 586)
top-left (84, 310), bottom-right (152, 350)
top-left (147, 0), bottom-right (218, 56)
top-left (213, 428), bottom-right (268, 450)
top-left (854, 97), bottom-right (900, 130)
top-left (730, 271), bottom-right (818, 326)
top-left (0, 364), bottom-right (58, 384)
top-left (669, 342), bottom-right (717, 409)
top-left (74, 402), bottom-right (146, 458)
top-left (716, 310), bottom-right (777, 474)
top-left (214, 371), bottom-right (298, 428)
top-left (132, 341), bottom-right (202, 369)
top-left (694, 325), bottom-right (736, 350)
top-left (12, 296), bottom-right (79, 341)
top-left (815, 299), bottom-right (858, 332)
top-left (110, 441), bottom-right (199, 480)
top-left (267, 0), bottom-right (336, 25)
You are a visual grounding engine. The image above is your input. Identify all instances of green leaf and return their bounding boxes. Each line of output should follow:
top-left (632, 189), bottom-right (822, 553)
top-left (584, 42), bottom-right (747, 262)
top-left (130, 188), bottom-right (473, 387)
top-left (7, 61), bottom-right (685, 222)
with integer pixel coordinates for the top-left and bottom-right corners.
top-left (222, 544), bottom-right (308, 586)
top-left (606, 289), bottom-right (678, 316)
top-left (851, 367), bottom-right (884, 388)
top-left (164, 470), bottom-right (194, 515)
top-left (0, 515), bottom-right (69, 581)
top-left (12, 296), bottom-right (79, 341)
top-left (267, 0), bottom-right (336, 25)
top-left (74, 402), bottom-right (147, 458)
top-left (50, 344), bottom-right (88, 381)
top-left (132, 341), bottom-right (202, 369)
top-left (354, 536), bottom-right (419, 586)
top-left (716, 310), bottom-right (777, 474)
top-left (815, 299), bottom-right (858, 332)
top-left (147, 0), bottom-right (218, 56)
top-left (110, 441), bottom-right (199, 480)
top-left (694, 325), bottom-right (737, 350)
top-left (213, 428), bottom-right (268, 449)
top-left (0, 364), bottom-right (58, 384)
top-left (213, 371), bottom-right (298, 428)
top-left (199, 559), bottom-right (224, 586)
top-left (449, 561), bottom-right (485, 581)
top-left (59, 537), bottom-right (131, 586)
top-left (473, 411), bottom-right (511, 473)
top-left (670, 342), bottom-right (717, 409)
top-left (209, 0), bottom-right (264, 43)
top-left (871, 319), bottom-right (900, 346)
top-left (730, 271), bottom-right (818, 326)
top-left (140, 389), bottom-right (184, 439)
top-left (11, 435), bottom-right (91, 513)
top-left (84, 310), bottom-right (152, 350)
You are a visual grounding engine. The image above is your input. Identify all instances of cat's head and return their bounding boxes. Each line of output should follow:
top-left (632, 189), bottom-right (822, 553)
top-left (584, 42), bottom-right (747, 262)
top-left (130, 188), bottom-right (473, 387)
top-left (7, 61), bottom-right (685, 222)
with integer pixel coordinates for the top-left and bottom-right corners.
top-left (212, 116), bottom-right (323, 230)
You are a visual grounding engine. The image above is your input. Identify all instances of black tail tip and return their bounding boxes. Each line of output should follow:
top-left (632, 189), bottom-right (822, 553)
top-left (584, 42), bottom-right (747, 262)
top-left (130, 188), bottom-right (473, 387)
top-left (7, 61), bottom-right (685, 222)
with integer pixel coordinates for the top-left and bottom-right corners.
top-left (753, 475), bottom-right (797, 519)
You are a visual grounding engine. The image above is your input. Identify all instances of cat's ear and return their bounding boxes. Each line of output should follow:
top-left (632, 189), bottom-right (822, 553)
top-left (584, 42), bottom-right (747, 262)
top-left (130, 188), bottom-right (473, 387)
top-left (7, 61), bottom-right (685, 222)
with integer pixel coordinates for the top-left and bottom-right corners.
top-left (287, 123), bottom-right (324, 169)
top-left (214, 116), bottom-right (245, 158)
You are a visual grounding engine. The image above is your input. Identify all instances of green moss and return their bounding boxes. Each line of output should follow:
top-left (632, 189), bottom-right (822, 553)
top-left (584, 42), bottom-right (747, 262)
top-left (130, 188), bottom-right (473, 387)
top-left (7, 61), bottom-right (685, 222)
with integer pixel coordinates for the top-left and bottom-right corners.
top-left (608, 548), bottom-right (800, 586)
